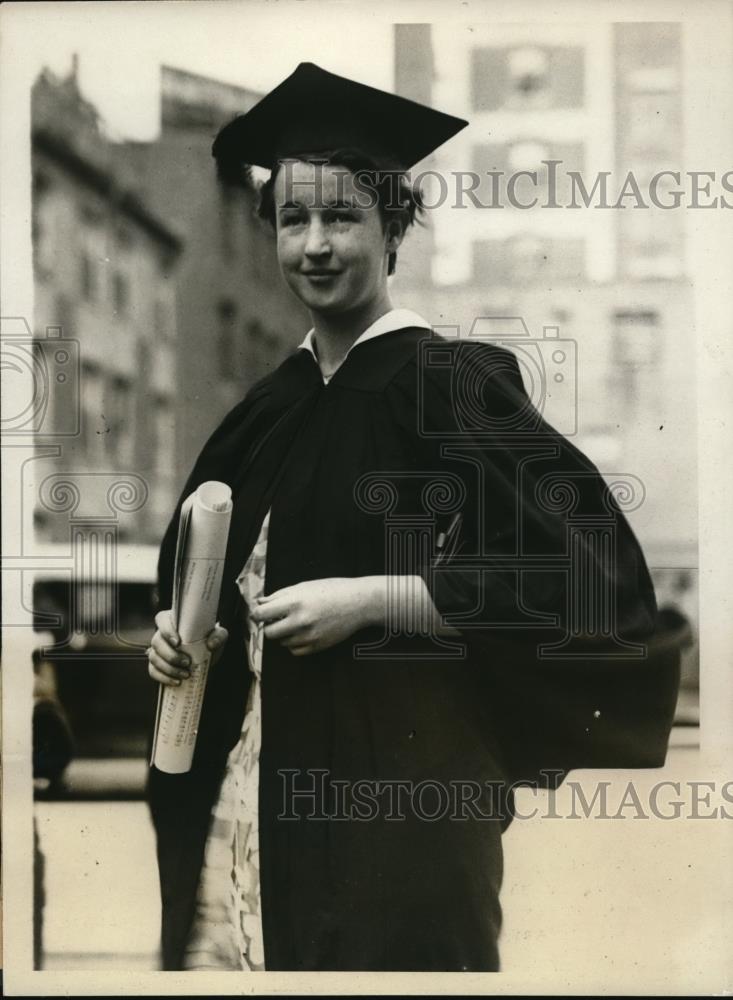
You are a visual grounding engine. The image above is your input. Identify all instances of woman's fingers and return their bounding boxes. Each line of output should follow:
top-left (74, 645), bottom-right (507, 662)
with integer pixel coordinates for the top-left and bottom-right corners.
top-left (256, 586), bottom-right (291, 605)
top-left (148, 609), bottom-right (189, 683)
top-left (206, 622), bottom-right (228, 653)
top-left (151, 630), bottom-right (191, 668)
top-left (148, 660), bottom-right (182, 685)
top-left (147, 645), bottom-right (190, 684)
top-left (263, 615), bottom-right (305, 641)
top-left (148, 609), bottom-right (231, 684)
top-left (148, 611), bottom-right (230, 685)
top-left (154, 609), bottom-right (180, 648)
top-left (279, 629), bottom-right (313, 647)
top-left (251, 598), bottom-right (290, 624)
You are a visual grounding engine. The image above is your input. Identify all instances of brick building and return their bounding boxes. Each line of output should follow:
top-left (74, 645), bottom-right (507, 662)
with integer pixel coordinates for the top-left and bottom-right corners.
top-left (32, 63), bottom-right (310, 543)
top-left (31, 66), bottom-right (182, 544)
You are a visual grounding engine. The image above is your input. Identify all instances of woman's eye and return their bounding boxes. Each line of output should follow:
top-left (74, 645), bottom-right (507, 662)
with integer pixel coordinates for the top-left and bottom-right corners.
top-left (327, 211), bottom-right (356, 224)
top-left (279, 213), bottom-right (305, 227)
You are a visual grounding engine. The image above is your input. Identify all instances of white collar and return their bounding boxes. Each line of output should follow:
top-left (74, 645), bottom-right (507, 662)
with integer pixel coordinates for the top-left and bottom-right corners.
top-left (298, 308), bottom-right (433, 384)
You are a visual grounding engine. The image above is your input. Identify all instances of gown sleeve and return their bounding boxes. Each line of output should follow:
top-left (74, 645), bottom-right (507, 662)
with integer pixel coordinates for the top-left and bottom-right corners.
top-left (385, 339), bottom-right (680, 780)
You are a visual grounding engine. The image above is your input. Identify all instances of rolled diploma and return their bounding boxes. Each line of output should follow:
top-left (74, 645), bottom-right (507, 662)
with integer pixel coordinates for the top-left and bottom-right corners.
top-left (151, 481), bottom-right (233, 774)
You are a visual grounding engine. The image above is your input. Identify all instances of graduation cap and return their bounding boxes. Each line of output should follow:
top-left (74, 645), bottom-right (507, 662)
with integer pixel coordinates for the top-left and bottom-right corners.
top-left (212, 61), bottom-right (468, 173)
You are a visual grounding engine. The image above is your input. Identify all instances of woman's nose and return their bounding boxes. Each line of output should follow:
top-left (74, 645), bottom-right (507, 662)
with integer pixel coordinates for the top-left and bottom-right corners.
top-left (304, 219), bottom-right (331, 257)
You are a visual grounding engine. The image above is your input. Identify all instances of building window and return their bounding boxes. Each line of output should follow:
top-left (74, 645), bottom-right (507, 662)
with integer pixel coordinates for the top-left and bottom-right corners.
top-left (472, 235), bottom-right (585, 285)
top-left (246, 318), bottom-right (265, 342)
top-left (613, 310), bottom-right (660, 369)
top-left (153, 395), bottom-right (176, 480)
top-left (112, 271), bottom-right (130, 317)
top-left (53, 293), bottom-right (75, 339)
top-left (157, 252), bottom-right (177, 280)
top-left (264, 329), bottom-right (281, 352)
top-left (32, 171), bottom-right (54, 281)
top-left (80, 361), bottom-right (103, 461)
top-left (473, 140), bottom-right (584, 209)
top-left (470, 45), bottom-right (584, 112)
top-left (218, 183), bottom-right (238, 259)
top-left (508, 46), bottom-right (550, 103)
top-left (80, 251), bottom-right (98, 302)
top-left (470, 48), bottom-right (508, 112)
top-left (620, 201), bottom-right (683, 280)
top-left (115, 225), bottom-right (134, 249)
top-left (510, 234), bottom-right (547, 282)
top-left (107, 375), bottom-right (134, 465)
top-left (217, 299), bottom-right (237, 378)
top-left (78, 201), bottom-right (104, 226)
top-left (507, 139), bottom-right (550, 205)
top-left (154, 299), bottom-right (172, 341)
top-left (473, 240), bottom-right (508, 286)
top-left (627, 92), bottom-right (679, 155)
top-left (544, 46), bottom-right (584, 108)
top-left (507, 139), bottom-right (549, 172)
top-left (511, 235), bottom-right (585, 283)
top-left (610, 309), bottom-right (660, 412)
top-left (509, 139), bottom-right (584, 206)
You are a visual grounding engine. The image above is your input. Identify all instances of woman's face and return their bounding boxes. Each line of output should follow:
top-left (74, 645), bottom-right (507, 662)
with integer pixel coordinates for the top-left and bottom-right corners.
top-left (273, 160), bottom-right (401, 316)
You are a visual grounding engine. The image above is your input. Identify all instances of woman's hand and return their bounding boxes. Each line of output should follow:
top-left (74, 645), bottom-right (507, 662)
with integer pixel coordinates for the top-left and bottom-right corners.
top-left (249, 578), bottom-right (382, 657)
top-left (147, 609), bottom-right (229, 686)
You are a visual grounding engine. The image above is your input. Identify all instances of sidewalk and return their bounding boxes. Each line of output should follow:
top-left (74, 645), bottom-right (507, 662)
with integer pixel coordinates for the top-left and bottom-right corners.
top-left (36, 736), bottom-right (727, 987)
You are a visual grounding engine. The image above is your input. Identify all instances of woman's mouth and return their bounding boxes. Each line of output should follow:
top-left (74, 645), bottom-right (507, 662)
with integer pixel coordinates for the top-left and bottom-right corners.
top-left (301, 270), bottom-right (341, 283)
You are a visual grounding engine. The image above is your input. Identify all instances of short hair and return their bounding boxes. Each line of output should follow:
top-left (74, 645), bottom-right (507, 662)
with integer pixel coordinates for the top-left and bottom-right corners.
top-left (256, 148), bottom-right (424, 276)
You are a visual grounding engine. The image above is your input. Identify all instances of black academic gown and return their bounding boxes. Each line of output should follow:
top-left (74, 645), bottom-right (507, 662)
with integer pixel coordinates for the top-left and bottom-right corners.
top-left (146, 326), bottom-right (680, 971)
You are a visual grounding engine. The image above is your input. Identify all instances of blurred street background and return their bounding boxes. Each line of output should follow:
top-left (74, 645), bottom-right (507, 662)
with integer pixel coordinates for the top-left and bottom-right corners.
top-left (10, 3), bottom-right (726, 976)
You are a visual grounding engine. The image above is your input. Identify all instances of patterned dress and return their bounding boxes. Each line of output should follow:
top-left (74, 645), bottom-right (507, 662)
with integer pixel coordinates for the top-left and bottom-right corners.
top-left (182, 510), bottom-right (270, 971)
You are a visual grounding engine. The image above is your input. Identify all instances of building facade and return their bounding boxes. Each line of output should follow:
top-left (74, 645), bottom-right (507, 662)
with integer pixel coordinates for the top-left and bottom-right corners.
top-left (394, 21), bottom-right (695, 565)
top-left (32, 63), bottom-right (310, 544)
top-left (32, 67), bottom-right (182, 545)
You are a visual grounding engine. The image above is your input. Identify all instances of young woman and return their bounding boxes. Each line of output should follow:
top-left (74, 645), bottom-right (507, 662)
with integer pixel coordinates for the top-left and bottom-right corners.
top-left (146, 63), bottom-right (679, 973)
